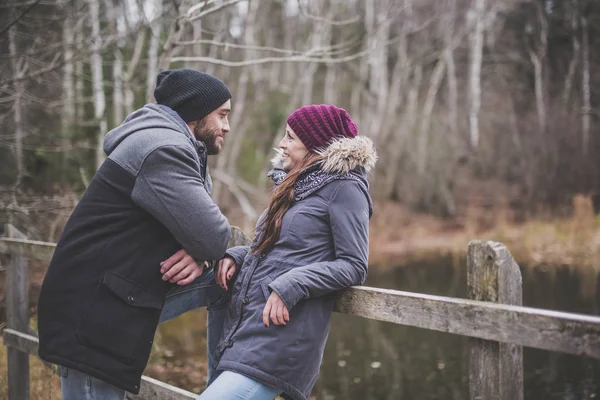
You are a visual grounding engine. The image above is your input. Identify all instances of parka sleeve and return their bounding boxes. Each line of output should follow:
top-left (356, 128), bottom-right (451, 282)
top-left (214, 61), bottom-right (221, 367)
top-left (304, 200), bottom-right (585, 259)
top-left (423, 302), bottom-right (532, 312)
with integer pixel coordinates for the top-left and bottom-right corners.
top-left (224, 245), bottom-right (250, 267)
top-left (267, 181), bottom-right (370, 310)
top-left (132, 145), bottom-right (231, 262)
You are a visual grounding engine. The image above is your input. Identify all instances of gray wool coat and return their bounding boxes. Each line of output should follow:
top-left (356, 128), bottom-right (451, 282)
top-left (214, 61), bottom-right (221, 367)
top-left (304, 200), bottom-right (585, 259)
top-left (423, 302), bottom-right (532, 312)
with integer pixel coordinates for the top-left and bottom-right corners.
top-left (216, 136), bottom-right (377, 400)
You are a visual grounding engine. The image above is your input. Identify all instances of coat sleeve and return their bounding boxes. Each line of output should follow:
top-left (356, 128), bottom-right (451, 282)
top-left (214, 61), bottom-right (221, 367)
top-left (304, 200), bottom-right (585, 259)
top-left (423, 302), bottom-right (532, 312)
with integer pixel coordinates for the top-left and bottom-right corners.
top-left (268, 181), bottom-right (370, 310)
top-left (132, 145), bottom-right (231, 261)
top-left (224, 245), bottom-right (250, 267)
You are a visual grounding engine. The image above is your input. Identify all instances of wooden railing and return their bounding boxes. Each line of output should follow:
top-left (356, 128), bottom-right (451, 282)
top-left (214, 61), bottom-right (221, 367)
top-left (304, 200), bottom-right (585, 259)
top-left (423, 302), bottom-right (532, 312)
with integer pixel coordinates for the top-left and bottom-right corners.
top-left (1, 223), bottom-right (600, 400)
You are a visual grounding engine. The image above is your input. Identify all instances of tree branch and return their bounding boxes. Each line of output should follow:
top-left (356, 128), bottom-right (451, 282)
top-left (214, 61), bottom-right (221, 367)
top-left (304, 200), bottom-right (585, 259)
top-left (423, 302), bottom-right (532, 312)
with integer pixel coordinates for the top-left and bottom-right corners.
top-left (0, 0), bottom-right (44, 38)
top-left (187, 0), bottom-right (244, 22)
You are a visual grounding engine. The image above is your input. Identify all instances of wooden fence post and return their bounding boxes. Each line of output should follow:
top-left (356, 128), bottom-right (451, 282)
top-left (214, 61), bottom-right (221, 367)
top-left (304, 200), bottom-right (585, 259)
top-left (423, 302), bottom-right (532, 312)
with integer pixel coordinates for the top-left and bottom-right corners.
top-left (5, 224), bottom-right (30, 400)
top-left (467, 241), bottom-right (523, 400)
top-left (228, 226), bottom-right (252, 247)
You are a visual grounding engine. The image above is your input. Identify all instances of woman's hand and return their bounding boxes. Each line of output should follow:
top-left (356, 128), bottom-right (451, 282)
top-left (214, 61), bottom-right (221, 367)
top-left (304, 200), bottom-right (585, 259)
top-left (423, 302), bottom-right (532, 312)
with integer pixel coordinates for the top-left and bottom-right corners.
top-left (160, 249), bottom-right (208, 285)
top-left (263, 291), bottom-right (290, 327)
top-left (216, 256), bottom-right (237, 290)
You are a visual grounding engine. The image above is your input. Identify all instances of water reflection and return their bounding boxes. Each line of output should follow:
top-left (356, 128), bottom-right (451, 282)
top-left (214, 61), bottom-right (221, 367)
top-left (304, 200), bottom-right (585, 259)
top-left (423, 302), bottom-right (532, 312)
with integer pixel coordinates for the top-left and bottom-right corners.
top-left (157, 257), bottom-right (600, 399)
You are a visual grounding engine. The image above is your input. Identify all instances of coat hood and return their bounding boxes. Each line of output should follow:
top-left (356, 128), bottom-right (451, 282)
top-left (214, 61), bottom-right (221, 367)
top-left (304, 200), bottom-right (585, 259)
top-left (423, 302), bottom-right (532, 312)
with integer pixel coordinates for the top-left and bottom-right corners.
top-left (103, 104), bottom-right (196, 156)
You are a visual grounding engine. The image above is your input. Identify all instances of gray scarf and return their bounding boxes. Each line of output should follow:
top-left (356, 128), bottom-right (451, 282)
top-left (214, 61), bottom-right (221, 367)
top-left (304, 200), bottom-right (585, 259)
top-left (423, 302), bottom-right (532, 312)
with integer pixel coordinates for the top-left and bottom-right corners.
top-left (267, 162), bottom-right (365, 201)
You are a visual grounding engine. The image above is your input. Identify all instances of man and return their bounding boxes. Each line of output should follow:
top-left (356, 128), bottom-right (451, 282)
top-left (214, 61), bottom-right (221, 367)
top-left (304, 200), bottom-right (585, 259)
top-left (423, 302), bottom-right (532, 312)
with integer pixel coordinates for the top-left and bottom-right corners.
top-left (38, 69), bottom-right (232, 399)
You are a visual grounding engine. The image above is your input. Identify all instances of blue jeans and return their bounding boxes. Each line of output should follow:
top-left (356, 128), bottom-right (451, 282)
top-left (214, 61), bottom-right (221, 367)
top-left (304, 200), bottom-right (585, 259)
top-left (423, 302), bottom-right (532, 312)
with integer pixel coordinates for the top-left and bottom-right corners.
top-left (197, 371), bottom-right (281, 400)
top-left (60, 268), bottom-right (228, 400)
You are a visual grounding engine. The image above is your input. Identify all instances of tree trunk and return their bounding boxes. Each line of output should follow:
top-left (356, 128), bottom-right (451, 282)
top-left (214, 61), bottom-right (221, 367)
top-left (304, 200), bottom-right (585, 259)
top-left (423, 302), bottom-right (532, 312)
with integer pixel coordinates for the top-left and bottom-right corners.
top-left (146, 0), bottom-right (163, 102)
top-left (580, 15), bottom-right (590, 157)
top-left (468, 0), bottom-right (485, 150)
top-left (111, 1), bottom-right (125, 125)
top-left (323, 63), bottom-right (336, 104)
top-left (124, 29), bottom-right (147, 114)
top-left (212, 0), bottom-right (259, 204)
top-left (445, 0), bottom-right (458, 139)
top-left (75, 27), bottom-right (85, 121)
top-left (157, 0), bottom-right (192, 72)
top-left (366, 0), bottom-right (391, 141)
top-left (62, 1), bottom-right (75, 177)
top-left (88, 0), bottom-right (108, 170)
top-left (186, 19), bottom-right (203, 70)
top-left (562, 1), bottom-right (579, 105)
top-left (529, 2), bottom-right (548, 136)
top-left (529, 52), bottom-right (546, 135)
top-left (384, 65), bottom-right (422, 199)
top-left (9, 24), bottom-right (25, 192)
top-left (417, 58), bottom-right (446, 176)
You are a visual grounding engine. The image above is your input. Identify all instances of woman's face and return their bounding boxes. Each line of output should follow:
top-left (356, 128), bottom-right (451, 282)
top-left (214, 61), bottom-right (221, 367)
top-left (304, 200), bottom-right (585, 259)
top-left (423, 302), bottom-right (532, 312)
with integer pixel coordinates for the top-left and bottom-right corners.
top-left (279, 124), bottom-right (309, 171)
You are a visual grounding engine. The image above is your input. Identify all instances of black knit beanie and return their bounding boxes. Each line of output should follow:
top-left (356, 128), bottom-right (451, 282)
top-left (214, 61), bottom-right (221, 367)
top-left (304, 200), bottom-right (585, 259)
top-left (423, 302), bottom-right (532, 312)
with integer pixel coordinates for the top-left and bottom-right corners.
top-left (154, 69), bottom-right (232, 123)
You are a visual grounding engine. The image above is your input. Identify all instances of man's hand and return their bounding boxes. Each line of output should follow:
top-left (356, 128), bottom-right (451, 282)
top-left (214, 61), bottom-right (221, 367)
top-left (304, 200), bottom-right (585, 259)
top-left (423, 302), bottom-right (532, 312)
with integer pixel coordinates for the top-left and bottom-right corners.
top-left (216, 256), bottom-right (237, 290)
top-left (262, 291), bottom-right (289, 327)
top-left (160, 249), bottom-right (208, 286)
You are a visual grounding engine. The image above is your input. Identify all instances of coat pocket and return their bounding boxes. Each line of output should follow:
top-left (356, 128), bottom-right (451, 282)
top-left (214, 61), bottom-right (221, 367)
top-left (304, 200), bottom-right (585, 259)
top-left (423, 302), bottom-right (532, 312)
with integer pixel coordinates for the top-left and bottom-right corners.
top-left (76, 272), bottom-right (163, 364)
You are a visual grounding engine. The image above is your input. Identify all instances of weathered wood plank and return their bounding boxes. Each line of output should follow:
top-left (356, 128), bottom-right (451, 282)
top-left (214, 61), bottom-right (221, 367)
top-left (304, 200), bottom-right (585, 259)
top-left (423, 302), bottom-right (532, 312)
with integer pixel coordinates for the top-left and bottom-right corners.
top-left (468, 240), bottom-right (524, 400)
top-left (494, 242), bottom-right (524, 400)
top-left (3, 329), bottom-right (196, 400)
top-left (3, 235), bottom-right (600, 359)
top-left (0, 237), bottom-right (56, 261)
top-left (0, 225), bottom-right (250, 262)
top-left (468, 240), bottom-right (500, 400)
top-left (332, 286), bottom-right (600, 359)
top-left (3, 329), bottom-right (39, 356)
top-left (5, 225), bottom-right (30, 400)
top-left (129, 376), bottom-right (197, 400)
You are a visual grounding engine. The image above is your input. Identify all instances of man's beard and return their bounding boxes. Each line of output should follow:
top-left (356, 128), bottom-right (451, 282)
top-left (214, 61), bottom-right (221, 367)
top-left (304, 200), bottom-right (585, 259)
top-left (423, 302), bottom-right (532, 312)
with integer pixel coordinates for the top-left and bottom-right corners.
top-left (191, 119), bottom-right (222, 155)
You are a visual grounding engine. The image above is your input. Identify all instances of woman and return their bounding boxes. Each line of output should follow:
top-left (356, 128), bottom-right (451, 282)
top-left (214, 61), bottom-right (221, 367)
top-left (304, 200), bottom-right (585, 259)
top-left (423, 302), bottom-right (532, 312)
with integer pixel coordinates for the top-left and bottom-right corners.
top-left (201, 104), bottom-right (377, 400)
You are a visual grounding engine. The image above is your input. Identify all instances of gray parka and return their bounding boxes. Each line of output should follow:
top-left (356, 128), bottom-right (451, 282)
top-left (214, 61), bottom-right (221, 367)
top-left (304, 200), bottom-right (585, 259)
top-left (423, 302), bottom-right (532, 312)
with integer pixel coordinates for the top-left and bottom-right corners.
top-left (217, 136), bottom-right (377, 400)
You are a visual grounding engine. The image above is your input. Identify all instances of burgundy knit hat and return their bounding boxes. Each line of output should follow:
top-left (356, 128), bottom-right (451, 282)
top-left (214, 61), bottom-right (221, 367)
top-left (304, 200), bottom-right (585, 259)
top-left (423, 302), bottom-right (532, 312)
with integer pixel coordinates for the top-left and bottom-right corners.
top-left (286, 104), bottom-right (358, 152)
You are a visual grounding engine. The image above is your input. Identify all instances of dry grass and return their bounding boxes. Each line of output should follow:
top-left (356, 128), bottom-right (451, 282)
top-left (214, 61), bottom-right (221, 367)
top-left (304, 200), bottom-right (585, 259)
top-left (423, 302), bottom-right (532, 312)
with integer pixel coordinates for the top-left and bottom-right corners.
top-left (370, 195), bottom-right (600, 272)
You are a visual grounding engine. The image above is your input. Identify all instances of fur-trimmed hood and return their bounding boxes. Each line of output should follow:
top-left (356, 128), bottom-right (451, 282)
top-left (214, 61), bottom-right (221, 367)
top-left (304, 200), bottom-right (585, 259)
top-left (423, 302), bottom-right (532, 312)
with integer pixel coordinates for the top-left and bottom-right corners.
top-left (270, 136), bottom-right (378, 174)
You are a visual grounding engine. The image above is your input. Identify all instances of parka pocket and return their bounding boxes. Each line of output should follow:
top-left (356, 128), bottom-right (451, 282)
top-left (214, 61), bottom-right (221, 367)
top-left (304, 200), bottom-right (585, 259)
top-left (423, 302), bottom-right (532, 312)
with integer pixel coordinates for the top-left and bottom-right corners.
top-left (76, 273), bottom-right (163, 364)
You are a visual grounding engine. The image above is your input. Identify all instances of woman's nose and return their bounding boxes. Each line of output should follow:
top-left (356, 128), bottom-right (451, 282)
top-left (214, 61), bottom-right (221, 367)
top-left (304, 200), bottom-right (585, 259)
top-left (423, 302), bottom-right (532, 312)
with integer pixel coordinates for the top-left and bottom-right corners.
top-left (278, 137), bottom-right (286, 149)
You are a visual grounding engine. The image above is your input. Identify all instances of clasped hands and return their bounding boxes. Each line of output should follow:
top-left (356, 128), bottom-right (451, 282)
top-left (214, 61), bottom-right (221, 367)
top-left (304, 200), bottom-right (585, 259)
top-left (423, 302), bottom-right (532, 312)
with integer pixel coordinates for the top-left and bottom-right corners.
top-left (160, 249), bottom-right (289, 326)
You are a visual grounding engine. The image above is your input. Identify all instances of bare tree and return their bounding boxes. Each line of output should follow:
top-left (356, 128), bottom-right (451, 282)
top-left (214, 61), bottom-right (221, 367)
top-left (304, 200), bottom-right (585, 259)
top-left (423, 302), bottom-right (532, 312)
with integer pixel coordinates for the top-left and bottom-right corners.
top-left (580, 14), bottom-right (590, 157)
top-left (468, 0), bottom-right (485, 150)
top-left (528, 1), bottom-right (548, 136)
top-left (562, 1), bottom-right (579, 105)
top-left (62, 0), bottom-right (76, 176)
top-left (88, 0), bottom-right (108, 169)
top-left (146, 0), bottom-right (163, 102)
top-left (9, 22), bottom-right (25, 195)
top-left (445, 0), bottom-right (459, 139)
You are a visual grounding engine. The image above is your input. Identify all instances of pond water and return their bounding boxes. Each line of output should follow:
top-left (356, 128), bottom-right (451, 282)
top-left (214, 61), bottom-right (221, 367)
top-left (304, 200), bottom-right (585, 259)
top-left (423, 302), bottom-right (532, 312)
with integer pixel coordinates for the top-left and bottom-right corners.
top-left (157, 257), bottom-right (600, 399)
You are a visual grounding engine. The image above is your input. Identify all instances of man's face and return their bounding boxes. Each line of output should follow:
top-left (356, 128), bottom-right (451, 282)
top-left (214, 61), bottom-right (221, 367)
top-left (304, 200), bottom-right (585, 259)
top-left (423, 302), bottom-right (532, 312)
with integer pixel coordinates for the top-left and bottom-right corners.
top-left (189, 99), bottom-right (231, 155)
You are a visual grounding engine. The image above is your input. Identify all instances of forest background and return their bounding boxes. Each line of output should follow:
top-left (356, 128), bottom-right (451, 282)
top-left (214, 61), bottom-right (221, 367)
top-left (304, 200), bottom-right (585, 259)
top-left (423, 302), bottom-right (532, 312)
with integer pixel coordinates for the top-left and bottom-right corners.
top-left (1, 0), bottom-right (600, 267)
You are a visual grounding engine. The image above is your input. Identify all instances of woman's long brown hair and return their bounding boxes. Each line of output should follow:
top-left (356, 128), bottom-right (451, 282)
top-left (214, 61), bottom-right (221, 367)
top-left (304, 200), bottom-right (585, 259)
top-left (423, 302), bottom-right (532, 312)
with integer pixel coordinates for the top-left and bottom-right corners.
top-left (252, 152), bottom-right (321, 254)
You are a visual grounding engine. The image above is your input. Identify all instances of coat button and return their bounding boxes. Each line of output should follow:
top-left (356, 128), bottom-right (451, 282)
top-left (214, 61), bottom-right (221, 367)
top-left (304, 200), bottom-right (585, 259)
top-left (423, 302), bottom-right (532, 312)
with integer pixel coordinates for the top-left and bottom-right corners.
top-left (242, 297), bottom-right (249, 305)
top-left (226, 340), bottom-right (234, 348)
top-left (127, 295), bottom-right (135, 303)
